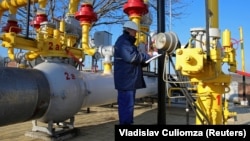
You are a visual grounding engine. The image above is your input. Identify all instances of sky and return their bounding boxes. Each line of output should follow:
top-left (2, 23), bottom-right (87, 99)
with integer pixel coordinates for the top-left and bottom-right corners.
top-left (0, 0), bottom-right (249, 74)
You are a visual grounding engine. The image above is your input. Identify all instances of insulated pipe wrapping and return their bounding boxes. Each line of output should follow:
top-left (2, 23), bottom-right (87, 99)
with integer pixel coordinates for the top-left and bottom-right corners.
top-left (0, 67), bottom-right (50, 126)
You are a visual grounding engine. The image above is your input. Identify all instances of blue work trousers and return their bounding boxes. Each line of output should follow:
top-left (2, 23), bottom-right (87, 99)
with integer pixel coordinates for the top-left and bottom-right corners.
top-left (117, 90), bottom-right (136, 125)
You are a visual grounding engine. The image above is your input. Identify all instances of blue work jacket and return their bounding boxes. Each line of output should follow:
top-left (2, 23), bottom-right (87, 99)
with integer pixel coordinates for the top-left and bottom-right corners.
top-left (113, 31), bottom-right (151, 90)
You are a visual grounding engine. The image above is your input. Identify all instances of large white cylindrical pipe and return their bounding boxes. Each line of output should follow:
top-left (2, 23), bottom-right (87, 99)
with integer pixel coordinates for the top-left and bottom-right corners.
top-left (80, 72), bottom-right (157, 107)
top-left (0, 60), bottom-right (157, 126)
top-left (34, 59), bottom-right (86, 123)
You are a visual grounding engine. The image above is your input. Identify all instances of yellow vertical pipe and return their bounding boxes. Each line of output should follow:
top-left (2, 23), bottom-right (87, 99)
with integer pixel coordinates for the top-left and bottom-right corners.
top-left (81, 23), bottom-right (96, 56)
top-left (103, 63), bottom-right (112, 75)
top-left (66, 34), bottom-right (77, 48)
top-left (211, 92), bottom-right (223, 124)
top-left (82, 23), bottom-right (90, 53)
top-left (222, 29), bottom-right (231, 47)
top-left (129, 16), bottom-right (141, 46)
top-left (38, 0), bottom-right (47, 9)
top-left (140, 24), bottom-right (149, 44)
top-left (195, 92), bottom-right (211, 125)
top-left (239, 27), bottom-right (245, 72)
top-left (7, 48), bottom-right (15, 60)
top-left (59, 20), bottom-right (65, 32)
top-left (53, 29), bottom-right (60, 40)
top-left (68, 0), bottom-right (80, 15)
top-left (210, 0), bottom-right (222, 124)
top-left (208, 0), bottom-right (218, 28)
top-left (195, 0), bottom-right (225, 125)
top-left (5, 0), bottom-right (17, 14)
top-left (196, 85), bottom-right (225, 125)
top-left (141, 0), bottom-right (149, 44)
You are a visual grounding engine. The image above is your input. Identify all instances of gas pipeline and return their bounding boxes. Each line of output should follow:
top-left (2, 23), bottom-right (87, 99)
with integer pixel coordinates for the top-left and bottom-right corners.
top-left (0, 0), bottom-right (245, 140)
top-left (0, 0), bottom-right (163, 139)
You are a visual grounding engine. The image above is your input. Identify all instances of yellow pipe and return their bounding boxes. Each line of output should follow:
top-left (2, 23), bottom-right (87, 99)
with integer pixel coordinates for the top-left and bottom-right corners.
top-left (222, 29), bottom-right (237, 72)
top-left (68, 0), bottom-right (80, 16)
top-left (140, 24), bottom-right (149, 44)
top-left (222, 29), bottom-right (231, 47)
top-left (7, 48), bottom-right (14, 60)
top-left (25, 51), bottom-right (39, 61)
top-left (103, 63), bottom-right (112, 75)
top-left (196, 82), bottom-right (229, 125)
top-left (208, 0), bottom-right (218, 28)
top-left (59, 20), bottom-right (65, 33)
top-left (66, 34), bottom-right (78, 48)
top-left (36, 31), bottom-right (44, 50)
top-left (239, 27), bottom-right (245, 72)
top-left (0, 0), bottom-right (46, 11)
top-left (0, 0), bottom-right (34, 10)
top-left (129, 16), bottom-right (141, 46)
top-left (142, 0), bottom-right (149, 43)
top-left (5, 0), bottom-right (17, 14)
top-left (53, 29), bottom-right (60, 40)
top-left (81, 23), bottom-right (96, 56)
top-left (38, 0), bottom-right (47, 9)
top-left (0, 0), bottom-right (47, 21)
top-left (1, 32), bottom-right (38, 50)
top-left (176, 0), bottom-right (235, 125)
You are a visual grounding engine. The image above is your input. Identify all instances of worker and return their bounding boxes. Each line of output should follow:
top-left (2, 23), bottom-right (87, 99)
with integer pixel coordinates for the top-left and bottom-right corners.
top-left (113, 20), bottom-right (152, 125)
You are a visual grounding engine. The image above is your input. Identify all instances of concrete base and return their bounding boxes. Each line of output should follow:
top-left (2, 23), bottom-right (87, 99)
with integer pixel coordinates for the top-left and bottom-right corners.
top-left (25, 128), bottom-right (79, 141)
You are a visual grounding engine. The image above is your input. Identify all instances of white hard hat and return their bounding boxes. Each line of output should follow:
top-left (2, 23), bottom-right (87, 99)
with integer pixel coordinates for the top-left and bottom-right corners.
top-left (123, 21), bottom-right (138, 31)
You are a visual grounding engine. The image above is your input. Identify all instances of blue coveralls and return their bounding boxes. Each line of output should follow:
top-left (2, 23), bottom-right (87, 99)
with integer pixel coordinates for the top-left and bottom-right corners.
top-left (113, 31), bottom-right (151, 125)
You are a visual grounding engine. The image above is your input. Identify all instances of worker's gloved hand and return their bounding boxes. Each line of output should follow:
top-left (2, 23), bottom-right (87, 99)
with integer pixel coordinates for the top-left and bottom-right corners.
top-left (147, 51), bottom-right (153, 57)
top-left (152, 51), bottom-right (159, 56)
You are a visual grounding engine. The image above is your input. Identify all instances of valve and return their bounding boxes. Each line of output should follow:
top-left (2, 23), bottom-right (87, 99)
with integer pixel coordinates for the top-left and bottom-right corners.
top-left (123, 0), bottom-right (148, 16)
top-left (30, 13), bottom-right (48, 30)
top-left (2, 20), bottom-right (21, 33)
top-left (75, 3), bottom-right (97, 24)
